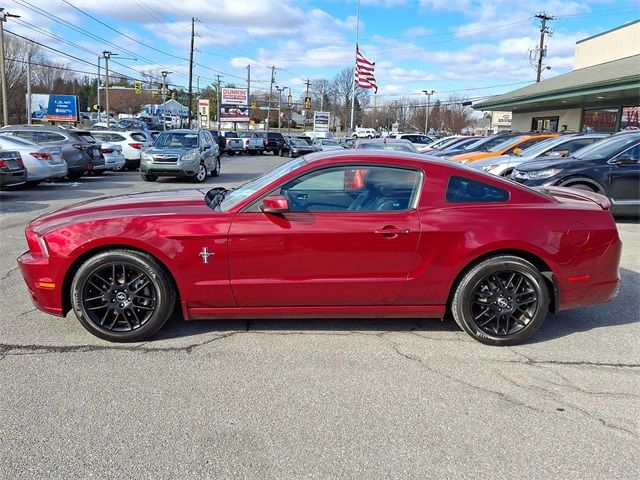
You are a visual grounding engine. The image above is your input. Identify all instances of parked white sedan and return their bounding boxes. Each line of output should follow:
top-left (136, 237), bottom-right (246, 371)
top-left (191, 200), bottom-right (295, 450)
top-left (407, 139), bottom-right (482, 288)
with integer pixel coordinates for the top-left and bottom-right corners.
top-left (89, 130), bottom-right (153, 169)
top-left (99, 142), bottom-right (126, 171)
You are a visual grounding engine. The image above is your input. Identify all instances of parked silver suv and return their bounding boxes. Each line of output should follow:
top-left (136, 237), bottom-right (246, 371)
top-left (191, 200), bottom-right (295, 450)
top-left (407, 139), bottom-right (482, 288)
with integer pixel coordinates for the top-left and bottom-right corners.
top-left (140, 129), bottom-right (220, 182)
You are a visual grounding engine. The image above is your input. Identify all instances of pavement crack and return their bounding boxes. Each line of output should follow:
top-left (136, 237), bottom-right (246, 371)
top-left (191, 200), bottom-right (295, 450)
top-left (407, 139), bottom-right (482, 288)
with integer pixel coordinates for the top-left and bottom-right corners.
top-left (498, 373), bottom-right (638, 438)
top-left (386, 341), bottom-right (546, 414)
top-left (1, 265), bottom-right (19, 281)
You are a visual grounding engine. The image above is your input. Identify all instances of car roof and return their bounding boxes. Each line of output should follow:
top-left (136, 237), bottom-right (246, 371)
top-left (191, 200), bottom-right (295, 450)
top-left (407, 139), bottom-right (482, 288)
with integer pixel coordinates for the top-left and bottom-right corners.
top-left (355, 138), bottom-right (413, 144)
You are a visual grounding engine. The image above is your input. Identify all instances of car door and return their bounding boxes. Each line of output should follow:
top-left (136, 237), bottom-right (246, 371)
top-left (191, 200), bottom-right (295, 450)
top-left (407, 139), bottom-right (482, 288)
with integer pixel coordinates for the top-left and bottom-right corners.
top-left (608, 142), bottom-right (640, 204)
top-left (227, 164), bottom-right (422, 307)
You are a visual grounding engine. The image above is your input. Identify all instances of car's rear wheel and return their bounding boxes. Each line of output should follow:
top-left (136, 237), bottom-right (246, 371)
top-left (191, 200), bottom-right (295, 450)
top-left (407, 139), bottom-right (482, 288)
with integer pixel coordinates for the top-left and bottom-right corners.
top-left (193, 163), bottom-right (207, 183)
top-left (451, 255), bottom-right (549, 346)
top-left (70, 249), bottom-right (176, 342)
top-left (141, 173), bottom-right (157, 182)
top-left (67, 172), bottom-right (84, 180)
top-left (210, 157), bottom-right (221, 177)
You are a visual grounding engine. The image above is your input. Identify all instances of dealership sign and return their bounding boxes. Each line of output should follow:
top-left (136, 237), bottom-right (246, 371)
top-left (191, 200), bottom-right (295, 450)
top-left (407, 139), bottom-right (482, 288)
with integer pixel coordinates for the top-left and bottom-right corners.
top-left (221, 107), bottom-right (250, 122)
top-left (314, 111), bottom-right (330, 132)
top-left (221, 88), bottom-right (248, 106)
top-left (198, 99), bottom-right (210, 128)
top-left (28, 94), bottom-right (78, 122)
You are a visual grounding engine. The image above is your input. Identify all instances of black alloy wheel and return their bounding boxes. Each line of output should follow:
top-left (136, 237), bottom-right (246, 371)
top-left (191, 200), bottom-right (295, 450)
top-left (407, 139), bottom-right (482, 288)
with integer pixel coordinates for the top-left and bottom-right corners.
top-left (71, 249), bottom-right (176, 342)
top-left (451, 255), bottom-right (549, 346)
top-left (141, 173), bottom-right (157, 182)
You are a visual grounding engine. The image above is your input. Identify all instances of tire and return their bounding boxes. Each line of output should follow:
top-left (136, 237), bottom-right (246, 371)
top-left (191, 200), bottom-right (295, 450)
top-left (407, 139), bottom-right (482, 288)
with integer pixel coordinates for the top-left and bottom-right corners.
top-left (210, 157), bottom-right (221, 177)
top-left (25, 180), bottom-right (42, 187)
top-left (288, 149), bottom-right (294, 158)
top-left (193, 163), bottom-right (207, 183)
top-left (141, 173), bottom-right (157, 182)
top-left (278, 148), bottom-right (283, 157)
top-left (227, 151), bottom-right (235, 156)
top-left (450, 255), bottom-right (549, 346)
top-left (67, 172), bottom-right (84, 180)
top-left (70, 249), bottom-right (176, 342)
top-left (258, 150), bottom-right (264, 155)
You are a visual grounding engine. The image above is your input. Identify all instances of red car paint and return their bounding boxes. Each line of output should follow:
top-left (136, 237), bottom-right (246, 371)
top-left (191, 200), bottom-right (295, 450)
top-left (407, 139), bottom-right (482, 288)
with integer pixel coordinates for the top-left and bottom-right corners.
top-left (17, 151), bottom-right (621, 323)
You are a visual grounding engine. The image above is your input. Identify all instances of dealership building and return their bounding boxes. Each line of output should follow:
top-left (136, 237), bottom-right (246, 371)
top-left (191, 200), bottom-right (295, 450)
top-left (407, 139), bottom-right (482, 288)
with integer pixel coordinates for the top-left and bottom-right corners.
top-left (474, 20), bottom-right (640, 133)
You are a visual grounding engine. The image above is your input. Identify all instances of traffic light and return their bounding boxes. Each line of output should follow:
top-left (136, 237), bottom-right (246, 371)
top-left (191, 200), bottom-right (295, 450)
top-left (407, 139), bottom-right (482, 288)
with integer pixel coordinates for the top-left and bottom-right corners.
top-left (92, 104), bottom-right (100, 112)
top-left (134, 81), bottom-right (142, 94)
top-left (171, 91), bottom-right (176, 100)
top-left (304, 97), bottom-right (311, 109)
top-left (152, 91), bottom-right (158, 99)
top-left (251, 101), bottom-right (256, 110)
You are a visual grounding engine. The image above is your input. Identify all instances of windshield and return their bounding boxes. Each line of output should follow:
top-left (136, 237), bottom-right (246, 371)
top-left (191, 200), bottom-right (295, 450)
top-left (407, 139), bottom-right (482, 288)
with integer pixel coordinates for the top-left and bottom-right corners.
top-left (573, 134), bottom-right (639, 160)
top-left (357, 142), bottom-right (417, 152)
top-left (516, 136), bottom-right (566, 157)
top-left (321, 139), bottom-right (339, 145)
top-left (290, 139), bottom-right (308, 147)
top-left (488, 136), bottom-right (526, 153)
top-left (154, 132), bottom-right (199, 148)
top-left (220, 158), bottom-right (307, 211)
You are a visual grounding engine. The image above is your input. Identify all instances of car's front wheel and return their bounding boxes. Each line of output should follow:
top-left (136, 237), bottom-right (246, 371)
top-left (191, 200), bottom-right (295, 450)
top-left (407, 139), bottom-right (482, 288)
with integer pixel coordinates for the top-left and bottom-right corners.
top-left (193, 163), bottom-right (207, 183)
top-left (451, 255), bottom-right (549, 346)
top-left (70, 249), bottom-right (176, 342)
top-left (210, 157), bottom-right (221, 177)
top-left (141, 173), bottom-right (157, 182)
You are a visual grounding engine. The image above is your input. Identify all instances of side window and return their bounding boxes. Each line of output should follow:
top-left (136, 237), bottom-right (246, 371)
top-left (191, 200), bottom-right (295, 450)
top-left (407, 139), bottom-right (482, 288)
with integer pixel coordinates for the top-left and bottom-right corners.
top-left (446, 176), bottom-right (509, 203)
top-left (13, 131), bottom-right (39, 142)
top-left (615, 144), bottom-right (640, 162)
top-left (39, 132), bottom-right (67, 143)
top-left (566, 139), bottom-right (597, 153)
top-left (280, 166), bottom-right (421, 212)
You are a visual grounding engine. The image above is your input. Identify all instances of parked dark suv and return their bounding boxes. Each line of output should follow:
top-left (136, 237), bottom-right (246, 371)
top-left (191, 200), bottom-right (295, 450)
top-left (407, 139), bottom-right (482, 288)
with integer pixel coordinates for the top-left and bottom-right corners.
top-left (511, 131), bottom-right (640, 215)
top-left (258, 132), bottom-right (287, 155)
top-left (0, 125), bottom-right (100, 179)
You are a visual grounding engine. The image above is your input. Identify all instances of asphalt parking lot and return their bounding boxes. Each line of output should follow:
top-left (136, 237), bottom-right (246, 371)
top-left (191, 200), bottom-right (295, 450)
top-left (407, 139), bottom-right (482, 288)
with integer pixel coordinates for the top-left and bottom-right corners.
top-left (1, 154), bottom-right (638, 479)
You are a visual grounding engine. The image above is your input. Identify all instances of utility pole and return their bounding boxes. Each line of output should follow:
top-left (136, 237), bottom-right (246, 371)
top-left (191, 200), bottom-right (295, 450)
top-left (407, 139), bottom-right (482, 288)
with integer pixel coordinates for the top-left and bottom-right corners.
top-left (535, 13), bottom-right (553, 82)
top-left (96, 57), bottom-right (101, 113)
top-left (161, 70), bottom-right (171, 130)
top-left (422, 90), bottom-right (435, 135)
top-left (275, 85), bottom-right (285, 133)
top-left (102, 51), bottom-right (113, 129)
top-left (187, 17), bottom-right (195, 127)
top-left (246, 64), bottom-right (251, 131)
top-left (0, 9), bottom-right (20, 126)
top-left (303, 78), bottom-right (311, 132)
top-left (286, 87), bottom-right (292, 134)
top-left (215, 75), bottom-right (222, 130)
top-left (266, 66), bottom-right (277, 132)
top-left (320, 82), bottom-right (325, 111)
top-left (26, 54), bottom-right (32, 124)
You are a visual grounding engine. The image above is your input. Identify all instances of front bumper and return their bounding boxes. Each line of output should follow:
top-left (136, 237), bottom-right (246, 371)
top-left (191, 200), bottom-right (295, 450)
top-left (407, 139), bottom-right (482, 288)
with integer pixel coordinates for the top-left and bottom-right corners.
top-left (141, 158), bottom-right (200, 177)
top-left (17, 251), bottom-right (64, 316)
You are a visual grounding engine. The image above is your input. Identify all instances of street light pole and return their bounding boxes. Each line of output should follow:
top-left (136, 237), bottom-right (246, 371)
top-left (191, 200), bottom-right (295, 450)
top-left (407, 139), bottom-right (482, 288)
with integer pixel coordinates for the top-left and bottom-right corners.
top-left (422, 90), bottom-right (435, 135)
top-left (102, 51), bottom-right (115, 129)
top-left (275, 85), bottom-right (285, 133)
top-left (286, 87), bottom-right (292, 135)
top-left (0, 9), bottom-right (20, 126)
top-left (161, 70), bottom-right (171, 131)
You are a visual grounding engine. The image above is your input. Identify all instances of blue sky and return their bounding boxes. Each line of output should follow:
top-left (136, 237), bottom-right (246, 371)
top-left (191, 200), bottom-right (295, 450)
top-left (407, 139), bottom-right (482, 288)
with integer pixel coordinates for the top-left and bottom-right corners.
top-left (5, 0), bottom-right (639, 104)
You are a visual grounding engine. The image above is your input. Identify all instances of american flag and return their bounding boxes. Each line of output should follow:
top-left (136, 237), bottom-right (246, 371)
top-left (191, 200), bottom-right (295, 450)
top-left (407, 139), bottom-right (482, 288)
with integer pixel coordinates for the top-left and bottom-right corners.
top-left (355, 45), bottom-right (377, 93)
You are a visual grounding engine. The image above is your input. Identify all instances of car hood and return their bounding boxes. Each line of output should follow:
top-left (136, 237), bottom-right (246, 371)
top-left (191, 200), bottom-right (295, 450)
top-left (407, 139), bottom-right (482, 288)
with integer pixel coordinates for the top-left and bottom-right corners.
top-left (471, 155), bottom-right (515, 168)
top-left (29, 189), bottom-right (213, 234)
top-left (515, 156), bottom-right (581, 172)
top-left (449, 150), bottom-right (496, 163)
top-left (144, 146), bottom-right (196, 156)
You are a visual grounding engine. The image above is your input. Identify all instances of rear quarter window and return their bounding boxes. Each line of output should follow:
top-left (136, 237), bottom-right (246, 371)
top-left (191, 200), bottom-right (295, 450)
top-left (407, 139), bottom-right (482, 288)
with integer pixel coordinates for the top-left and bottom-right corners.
top-left (130, 133), bottom-right (147, 142)
top-left (446, 176), bottom-right (509, 203)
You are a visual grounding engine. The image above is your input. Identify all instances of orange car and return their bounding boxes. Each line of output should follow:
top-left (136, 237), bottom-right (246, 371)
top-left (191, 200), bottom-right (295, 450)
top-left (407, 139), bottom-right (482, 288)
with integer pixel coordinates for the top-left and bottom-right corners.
top-left (448, 133), bottom-right (559, 164)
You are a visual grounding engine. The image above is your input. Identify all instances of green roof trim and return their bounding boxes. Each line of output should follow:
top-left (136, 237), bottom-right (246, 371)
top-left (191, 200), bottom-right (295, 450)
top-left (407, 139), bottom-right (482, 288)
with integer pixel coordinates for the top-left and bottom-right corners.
top-left (474, 55), bottom-right (640, 110)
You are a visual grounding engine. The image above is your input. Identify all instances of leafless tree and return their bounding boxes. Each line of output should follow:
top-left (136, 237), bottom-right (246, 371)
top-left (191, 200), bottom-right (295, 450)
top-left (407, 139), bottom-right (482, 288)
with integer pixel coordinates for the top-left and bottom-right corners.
top-left (442, 96), bottom-right (475, 133)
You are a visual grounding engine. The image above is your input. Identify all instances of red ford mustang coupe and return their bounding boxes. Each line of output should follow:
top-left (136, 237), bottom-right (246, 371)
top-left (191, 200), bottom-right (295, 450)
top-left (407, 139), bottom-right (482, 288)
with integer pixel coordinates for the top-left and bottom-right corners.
top-left (18, 151), bottom-right (621, 345)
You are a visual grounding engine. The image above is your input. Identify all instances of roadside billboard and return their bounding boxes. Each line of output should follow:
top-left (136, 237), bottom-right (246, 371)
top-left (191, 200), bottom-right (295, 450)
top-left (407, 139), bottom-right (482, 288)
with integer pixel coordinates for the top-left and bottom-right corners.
top-left (221, 88), bottom-right (248, 106)
top-left (221, 107), bottom-right (250, 122)
top-left (314, 111), bottom-right (330, 132)
top-left (28, 94), bottom-right (78, 122)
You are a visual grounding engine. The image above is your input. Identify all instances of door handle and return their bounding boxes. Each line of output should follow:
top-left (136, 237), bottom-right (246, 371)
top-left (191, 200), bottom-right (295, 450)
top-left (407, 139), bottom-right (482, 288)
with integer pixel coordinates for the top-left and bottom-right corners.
top-left (374, 227), bottom-right (411, 237)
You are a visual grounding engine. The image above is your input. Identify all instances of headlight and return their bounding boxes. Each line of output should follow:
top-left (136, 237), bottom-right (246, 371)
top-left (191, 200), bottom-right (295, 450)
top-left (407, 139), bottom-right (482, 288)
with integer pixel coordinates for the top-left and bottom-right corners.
top-left (181, 152), bottom-right (198, 162)
top-left (526, 168), bottom-right (562, 180)
top-left (141, 152), bottom-right (152, 161)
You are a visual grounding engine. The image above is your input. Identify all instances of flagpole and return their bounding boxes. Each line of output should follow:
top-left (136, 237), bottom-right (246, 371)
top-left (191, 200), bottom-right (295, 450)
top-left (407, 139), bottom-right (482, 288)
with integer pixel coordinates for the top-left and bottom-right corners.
top-left (349, 0), bottom-right (360, 135)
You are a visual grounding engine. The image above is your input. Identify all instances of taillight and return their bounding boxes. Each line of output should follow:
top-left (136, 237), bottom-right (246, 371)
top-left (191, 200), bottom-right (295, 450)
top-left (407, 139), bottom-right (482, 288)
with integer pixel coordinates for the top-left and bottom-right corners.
top-left (102, 148), bottom-right (114, 154)
top-left (87, 162), bottom-right (93, 170)
top-left (0, 160), bottom-right (6, 168)
top-left (17, 157), bottom-right (24, 167)
top-left (73, 143), bottom-right (90, 151)
top-left (31, 152), bottom-right (53, 161)
top-left (128, 143), bottom-right (143, 149)
top-left (264, 139), bottom-right (268, 146)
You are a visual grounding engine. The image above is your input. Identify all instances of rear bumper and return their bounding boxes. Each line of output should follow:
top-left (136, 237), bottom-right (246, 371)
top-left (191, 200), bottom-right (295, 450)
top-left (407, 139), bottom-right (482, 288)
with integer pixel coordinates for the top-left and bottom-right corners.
top-left (17, 251), bottom-right (64, 316)
top-left (0, 170), bottom-right (27, 188)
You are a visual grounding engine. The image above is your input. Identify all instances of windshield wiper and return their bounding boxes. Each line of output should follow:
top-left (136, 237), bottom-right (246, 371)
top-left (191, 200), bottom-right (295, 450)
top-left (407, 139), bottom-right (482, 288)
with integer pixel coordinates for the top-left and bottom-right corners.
top-left (204, 187), bottom-right (229, 209)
